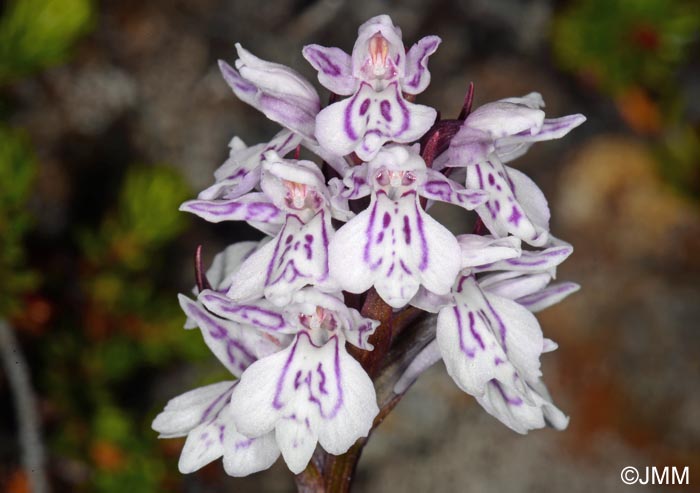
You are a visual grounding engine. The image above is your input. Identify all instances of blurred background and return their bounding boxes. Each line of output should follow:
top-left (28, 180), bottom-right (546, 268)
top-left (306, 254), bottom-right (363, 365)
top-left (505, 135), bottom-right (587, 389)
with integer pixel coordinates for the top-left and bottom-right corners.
top-left (0, 0), bottom-right (698, 492)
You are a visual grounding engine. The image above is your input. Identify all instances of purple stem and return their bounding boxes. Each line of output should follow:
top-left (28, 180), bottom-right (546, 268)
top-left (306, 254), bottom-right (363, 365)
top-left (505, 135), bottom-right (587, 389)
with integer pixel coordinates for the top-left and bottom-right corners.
top-left (194, 245), bottom-right (212, 292)
top-left (458, 82), bottom-right (475, 120)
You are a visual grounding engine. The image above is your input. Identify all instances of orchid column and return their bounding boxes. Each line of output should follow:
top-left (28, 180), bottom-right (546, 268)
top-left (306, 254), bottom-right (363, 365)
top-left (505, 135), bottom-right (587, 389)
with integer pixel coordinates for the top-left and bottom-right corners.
top-left (153, 14), bottom-right (585, 492)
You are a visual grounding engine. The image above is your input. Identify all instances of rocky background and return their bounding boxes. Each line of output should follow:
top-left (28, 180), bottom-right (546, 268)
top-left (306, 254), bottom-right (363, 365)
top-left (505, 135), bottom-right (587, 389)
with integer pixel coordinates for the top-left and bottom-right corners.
top-left (0, 0), bottom-right (698, 492)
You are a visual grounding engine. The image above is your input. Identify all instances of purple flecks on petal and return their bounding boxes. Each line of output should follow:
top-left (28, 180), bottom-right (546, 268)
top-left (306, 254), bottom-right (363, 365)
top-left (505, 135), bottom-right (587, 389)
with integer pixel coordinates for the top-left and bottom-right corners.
top-left (395, 90), bottom-right (411, 136)
top-left (200, 293), bottom-right (287, 332)
top-left (272, 333), bottom-right (344, 420)
top-left (234, 437), bottom-right (254, 450)
top-left (182, 199), bottom-right (281, 223)
top-left (402, 215), bottom-right (411, 245)
top-left (181, 299), bottom-right (259, 375)
top-left (344, 92), bottom-right (362, 141)
top-left (380, 100), bottom-right (392, 122)
top-left (405, 39), bottom-right (438, 89)
top-left (483, 299), bottom-right (508, 351)
top-left (317, 363), bottom-right (328, 395)
top-left (420, 171), bottom-right (488, 210)
top-left (403, 36), bottom-right (441, 94)
top-left (307, 49), bottom-right (341, 76)
top-left (508, 206), bottom-right (522, 226)
top-left (492, 380), bottom-right (523, 406)
top-left (414, 199), bottom-right (429, 272)
top-left (363, 200), bottom-right (379, 266)
top-left (476, 163), bottom-right (484, 189)
top-left (247, 211), bottom-right (331, 302)
top-left (382, 212), bottom-right (391, 228)
top-left (469, 311), bottom-right (486, 351)
top-left (455, 307), bottom-right (475, 358)
top-left (199, 385), bottom-right (235, 425)
top-left (359, 99), bottom-right (370, 116)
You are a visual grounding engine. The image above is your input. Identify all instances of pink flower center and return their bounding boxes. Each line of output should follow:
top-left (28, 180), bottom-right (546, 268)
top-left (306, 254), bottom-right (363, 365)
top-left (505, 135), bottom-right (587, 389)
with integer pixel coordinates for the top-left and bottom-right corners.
top-left (376, 169), bottom-right (416, 187)
top-left (363, 32), bottom-right (396, 81)
top-left (299, 307), bottom-right (337, 333)
top-left (282, 180), bottom-right (312, 210)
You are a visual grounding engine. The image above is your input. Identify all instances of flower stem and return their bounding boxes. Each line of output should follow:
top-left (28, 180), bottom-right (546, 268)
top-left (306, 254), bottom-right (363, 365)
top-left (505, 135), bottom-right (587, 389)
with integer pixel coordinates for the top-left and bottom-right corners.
top-left (294, 296), bottom-right (435, 492)
top-left (322, 440), bottom-right (366, 493)
top-left (295, 457), bottom-right (326, 493)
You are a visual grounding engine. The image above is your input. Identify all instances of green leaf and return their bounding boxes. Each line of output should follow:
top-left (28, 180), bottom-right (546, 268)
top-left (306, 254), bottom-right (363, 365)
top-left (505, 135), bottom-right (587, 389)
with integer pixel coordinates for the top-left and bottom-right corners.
top-left (0, 0), bottom-right (94, 82)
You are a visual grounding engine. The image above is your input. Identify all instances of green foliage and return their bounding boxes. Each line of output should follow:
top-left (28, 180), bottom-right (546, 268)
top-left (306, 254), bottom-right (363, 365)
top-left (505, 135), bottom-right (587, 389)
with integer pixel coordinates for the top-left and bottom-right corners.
top-left (0, 0), bottom-right (94, 82)
top-left (81, 165), bottom-right (191, 271)
top-left (0, 125), bottom-right (37, 316)
top-left (553, 0), bottom-right (699, 94)
top-left (0, 3), bottom-right (200, 490)
top-left (657, 124), bottom-right (700, 198)
top-left (119, 166), bottom-right (191, 254)
top-left (90, 406), bottom-right (166, 493)
top-left (41, 163), bottom-right (206, 491)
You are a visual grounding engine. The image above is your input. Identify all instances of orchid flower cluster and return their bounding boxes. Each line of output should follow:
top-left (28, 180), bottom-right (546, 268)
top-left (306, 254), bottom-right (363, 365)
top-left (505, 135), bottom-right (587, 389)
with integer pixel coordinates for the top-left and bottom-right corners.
top-left (152, 15), bottom-right (585, 481)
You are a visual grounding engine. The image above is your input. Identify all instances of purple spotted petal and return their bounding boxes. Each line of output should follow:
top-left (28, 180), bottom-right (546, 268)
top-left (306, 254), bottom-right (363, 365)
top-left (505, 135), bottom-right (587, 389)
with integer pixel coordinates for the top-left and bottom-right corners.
top-left (445, 126), bottom-right (494, 167)
top-left (315, 82), bottom-right (436, 161)
top-left (402, 35), bottom-right (441, 95)
top-left (465, 161), bottom-right (549, 246)
top-left (219, 47), bottom-right (320, 140)
top-left (330, 190), bottom-right (461, 308)
top-left (180, 192), bottom-right (282, 225)
top-left (335, 163), bottom-right (371, 200)
top-left (152, 381), bottom-right (235, 472)
top-left (436, 276), bottom-right (543, 396)
top-left (409, 287), bottom-right (451, 313)
top-left (233, 44), bottom-right (318, 104)
top-left (506, 166), bottom-right (550, 231)
top-left (457, 234), bottom-right (522, 268)
top-left (474, 244), bottom-right (573, 273)
top-left (226, 210), bottom-right (335, 306)
top-left (516, 282), bottom-right (580, 313)
top-left (447, 93), bottom-right (585, 166)
top-left (152, 381), bottom-right (235, 439)
top-left (198, 167), bottom-right (262, 202)
top-left (222, 426), bottom-right (280, 477)
top-left (302, 44), bottom-right (356, 96)
top-left (229, 333), bottom-right (378, 474)
top-left (199, 130), bottom-right (300, 202)
top-left (198, 290), bottom-right (293, 334)
top-left (326, 179), bottom-right (356, 221)
top-left (152, 381), bottom-right (280, 475)
top-left (344, 307), bottom-right (380, 350)
top-left (179, 295), bottom-right (283, 375)
top-left (495, 114), bottom-right (586, 163)
top-left (464, 98), bottom-right (545, 139)
top-left (479, 271), bottom-right (552, 301)
top-left (419, 168), bottom-right (488, 210)
top-left (475, 377), bottom-right (569, 434)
